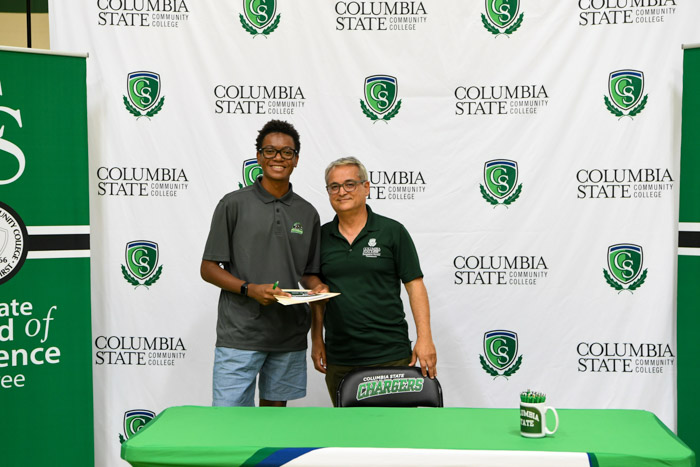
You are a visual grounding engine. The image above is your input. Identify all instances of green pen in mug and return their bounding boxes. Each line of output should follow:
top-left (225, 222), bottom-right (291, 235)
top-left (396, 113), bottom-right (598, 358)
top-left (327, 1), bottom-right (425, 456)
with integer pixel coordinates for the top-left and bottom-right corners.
top-left (520, 390), bottom-right (559, 438)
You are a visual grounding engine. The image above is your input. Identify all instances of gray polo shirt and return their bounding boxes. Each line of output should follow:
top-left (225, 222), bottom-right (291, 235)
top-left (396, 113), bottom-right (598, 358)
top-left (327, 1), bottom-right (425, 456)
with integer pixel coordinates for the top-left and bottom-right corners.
top-left (203, 179), bottom-right (321, 351)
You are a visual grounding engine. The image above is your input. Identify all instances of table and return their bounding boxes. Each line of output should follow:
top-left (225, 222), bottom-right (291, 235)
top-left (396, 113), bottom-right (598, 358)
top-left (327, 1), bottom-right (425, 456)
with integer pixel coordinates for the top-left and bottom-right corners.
top-left (121, 406), bottom-right (695, 467)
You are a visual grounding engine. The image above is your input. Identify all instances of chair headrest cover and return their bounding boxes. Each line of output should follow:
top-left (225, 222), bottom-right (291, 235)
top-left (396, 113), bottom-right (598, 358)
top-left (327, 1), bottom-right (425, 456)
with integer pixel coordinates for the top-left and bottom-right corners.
top-left (336, 366), bottom-right (443, 408)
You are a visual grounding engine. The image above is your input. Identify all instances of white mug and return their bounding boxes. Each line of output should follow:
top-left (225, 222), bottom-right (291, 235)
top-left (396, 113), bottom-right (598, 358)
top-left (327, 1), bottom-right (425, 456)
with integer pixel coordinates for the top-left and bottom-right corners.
top-left (520, 402), bottom-right (559, 438)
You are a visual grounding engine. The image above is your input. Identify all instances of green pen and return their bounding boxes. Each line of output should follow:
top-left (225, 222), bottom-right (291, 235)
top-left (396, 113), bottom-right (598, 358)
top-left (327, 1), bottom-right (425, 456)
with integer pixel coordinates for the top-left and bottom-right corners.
top-left (273, 281), bottom-right (279, 290)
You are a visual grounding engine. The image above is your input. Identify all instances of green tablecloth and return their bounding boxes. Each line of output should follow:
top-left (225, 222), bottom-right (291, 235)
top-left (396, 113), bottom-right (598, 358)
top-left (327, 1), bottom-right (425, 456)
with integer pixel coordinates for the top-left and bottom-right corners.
top-left (121, 406), bottom-right (695, 467)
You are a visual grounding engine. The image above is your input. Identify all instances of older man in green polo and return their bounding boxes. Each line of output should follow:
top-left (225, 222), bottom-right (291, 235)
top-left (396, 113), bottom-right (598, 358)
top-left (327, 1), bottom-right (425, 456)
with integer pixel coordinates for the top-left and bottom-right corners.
top-left (311, 156), bottom-right (437, 405)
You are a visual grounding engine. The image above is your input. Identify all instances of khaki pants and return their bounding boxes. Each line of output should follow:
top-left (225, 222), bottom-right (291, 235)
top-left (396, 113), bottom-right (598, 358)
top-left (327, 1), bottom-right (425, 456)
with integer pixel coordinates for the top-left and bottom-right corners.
top-left (324, 356), bottom-right (412, 407)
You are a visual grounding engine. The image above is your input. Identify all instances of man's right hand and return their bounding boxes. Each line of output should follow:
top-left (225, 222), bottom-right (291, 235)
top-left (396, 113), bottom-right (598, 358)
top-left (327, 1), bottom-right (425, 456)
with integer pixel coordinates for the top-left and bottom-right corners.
top-left (311, 339), bottom-right (327, 374)
top-left (248, 283), bottom-right (290, 306)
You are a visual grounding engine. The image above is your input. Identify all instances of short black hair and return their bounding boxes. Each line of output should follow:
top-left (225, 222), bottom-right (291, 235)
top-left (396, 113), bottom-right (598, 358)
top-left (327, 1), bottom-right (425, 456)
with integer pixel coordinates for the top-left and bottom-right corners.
top-left (256, 120), bottom-right (301, 153)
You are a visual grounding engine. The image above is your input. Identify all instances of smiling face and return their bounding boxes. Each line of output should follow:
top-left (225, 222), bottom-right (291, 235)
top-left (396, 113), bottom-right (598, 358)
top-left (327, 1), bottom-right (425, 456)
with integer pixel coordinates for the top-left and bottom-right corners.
top-left (256, 132), bottom-right (298, 185)
top-left (326, 164), bottom-right (369, 215)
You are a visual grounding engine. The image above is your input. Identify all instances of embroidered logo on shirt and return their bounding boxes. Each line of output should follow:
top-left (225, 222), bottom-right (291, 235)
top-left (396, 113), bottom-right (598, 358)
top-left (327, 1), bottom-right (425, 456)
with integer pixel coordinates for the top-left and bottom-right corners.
top-left (363, 238), bottom-right (381, 258)
top-left (290, 222), bottom-right (303, 235)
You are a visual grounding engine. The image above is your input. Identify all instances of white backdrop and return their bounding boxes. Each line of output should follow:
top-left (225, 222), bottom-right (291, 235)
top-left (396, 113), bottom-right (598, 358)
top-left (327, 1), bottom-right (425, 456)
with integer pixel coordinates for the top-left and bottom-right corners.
top-left (50, 1), bottom-right (695, 465)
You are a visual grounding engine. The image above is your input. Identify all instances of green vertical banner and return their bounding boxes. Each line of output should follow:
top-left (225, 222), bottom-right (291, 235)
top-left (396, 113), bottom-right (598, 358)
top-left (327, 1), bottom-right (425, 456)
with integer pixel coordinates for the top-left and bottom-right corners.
top-left (678, 45), bottom-right (700, 456)
top-left (0, 48), bottom-right (93, 466)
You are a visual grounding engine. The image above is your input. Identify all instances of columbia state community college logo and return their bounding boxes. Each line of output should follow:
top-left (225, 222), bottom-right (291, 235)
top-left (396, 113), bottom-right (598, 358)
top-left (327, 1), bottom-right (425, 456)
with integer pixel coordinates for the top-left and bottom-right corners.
top-left (482, 0), bottom-right (524, 36)
top-left (454, 84), bottom-right (549, 116)
top-left (604, 243), bottom-right (648, 292)
top-left (367, 170), bottom-right (427, 201)
top-left (239, 0), bottom-right (281, 36)
top-left (97, 0), bottom-right (190, 27)
top-left (578, 1), bottom-right (677, 26)
top-left (239, 158), bottom-right (262, 188)
top-left (334, 1), bottom-right (428, 31)
top-left (480, 159), bottom-right (523, 207)
top-left (95, 335), bottom-right (187, 366)
top-left (480, 330), bottom-right (523, 378)
top-left (121, 240), bottom-right (163, 288)
top-left (576, 168), bottom-right (673, 200)
top-left (361, 75), bottom-right (402, 122)
top-left (123, 71), bottom-right (165, 118)
top-left (214, 84), bottom-right (305, 115)
top-left (577, 342), bottom-right (675, 374)
top-left (119, 409), bottom-right (155, 444)
top-left (604, 70), bottom-right (648, 119)
top-left (97, 167), bottom-right (189, 197)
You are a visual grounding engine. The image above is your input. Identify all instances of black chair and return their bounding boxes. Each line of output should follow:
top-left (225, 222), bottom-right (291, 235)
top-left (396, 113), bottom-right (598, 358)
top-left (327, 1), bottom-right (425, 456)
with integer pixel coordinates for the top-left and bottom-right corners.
top-left (336, 366), bottom-right (443, 407)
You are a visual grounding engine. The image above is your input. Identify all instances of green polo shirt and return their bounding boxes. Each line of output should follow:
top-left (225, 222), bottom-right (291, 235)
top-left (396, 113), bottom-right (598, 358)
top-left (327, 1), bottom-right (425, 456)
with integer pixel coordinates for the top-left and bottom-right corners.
top-left (320, 205), bottom-right (423, 366)
top-left (203, 179), bottom-right (321, 352)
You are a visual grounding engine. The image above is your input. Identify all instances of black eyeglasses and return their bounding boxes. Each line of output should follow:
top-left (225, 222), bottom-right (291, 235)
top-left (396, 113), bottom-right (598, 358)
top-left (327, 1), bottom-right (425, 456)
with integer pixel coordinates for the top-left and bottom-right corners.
top-left (258, 146), bottom-right (298, 160)
top-left (326, 180), bottom-right (366, 194)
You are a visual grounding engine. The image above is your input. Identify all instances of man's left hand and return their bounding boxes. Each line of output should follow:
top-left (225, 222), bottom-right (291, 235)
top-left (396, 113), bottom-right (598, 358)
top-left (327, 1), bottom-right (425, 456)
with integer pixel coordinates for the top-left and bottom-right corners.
top-left (308, 283), bottom-right (330, 295)
top-left (410, 336), bottom-right (437, 378)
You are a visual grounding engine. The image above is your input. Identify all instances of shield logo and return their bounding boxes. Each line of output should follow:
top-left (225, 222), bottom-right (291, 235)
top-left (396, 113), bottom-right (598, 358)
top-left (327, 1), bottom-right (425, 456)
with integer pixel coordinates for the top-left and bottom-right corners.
top-left (484, 160), bottom-right (518, 199)
top-left (127, 72), bottom-right (161, 111)
top-left (125, 241), bottom-right (159, 281)
top-left (486, 0), bottom-right (520, 29)
top-left (608, 244), bottom-right (643, 284)
top-left (364, 75), bottom-right (398, 115)
top-left (0, 228), bottom-right (7, 255)
top-left (244, 0), bottom-right (276, 29)
top-left (242, 158), bottom-right (263, 187)
top-left (609, 70), bottom-right (644, 110)
top-left (123, 410), bottom-right (155, 440)
top-left (484, 330), bottom-right (518, 370)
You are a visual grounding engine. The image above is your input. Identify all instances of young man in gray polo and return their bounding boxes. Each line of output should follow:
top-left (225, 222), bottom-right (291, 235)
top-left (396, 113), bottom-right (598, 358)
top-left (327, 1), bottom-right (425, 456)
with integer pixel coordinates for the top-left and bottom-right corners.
top-left (201, 120), bottom-right (327, 407)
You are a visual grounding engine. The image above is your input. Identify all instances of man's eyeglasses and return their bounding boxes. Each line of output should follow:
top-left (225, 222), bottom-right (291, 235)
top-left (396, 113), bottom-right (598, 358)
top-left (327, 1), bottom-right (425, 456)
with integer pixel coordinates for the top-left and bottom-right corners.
top-left (326, 180), bottom-right (366, 194)
top-left (259, 146), bottom-right (298, 160)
